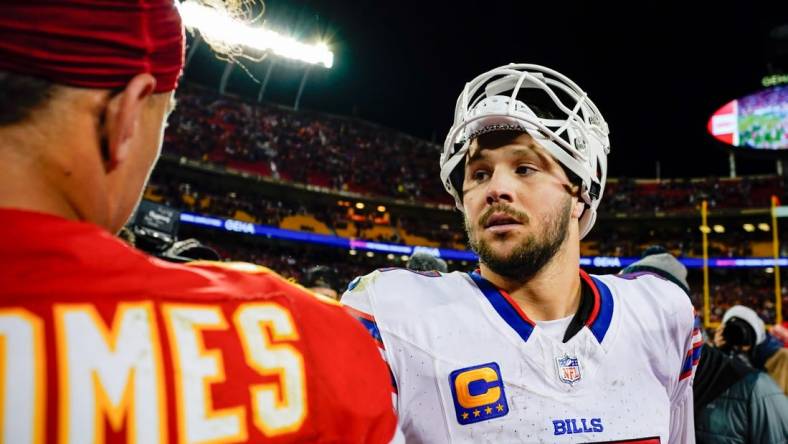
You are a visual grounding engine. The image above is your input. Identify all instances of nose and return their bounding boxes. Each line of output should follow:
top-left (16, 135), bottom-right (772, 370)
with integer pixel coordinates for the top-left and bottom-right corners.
top-left (485, 169), bottom-right (515, 206)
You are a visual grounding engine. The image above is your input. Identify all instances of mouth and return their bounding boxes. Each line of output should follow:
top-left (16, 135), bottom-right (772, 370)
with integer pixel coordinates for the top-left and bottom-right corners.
top-left (483, 213), bottom-right (523, 230)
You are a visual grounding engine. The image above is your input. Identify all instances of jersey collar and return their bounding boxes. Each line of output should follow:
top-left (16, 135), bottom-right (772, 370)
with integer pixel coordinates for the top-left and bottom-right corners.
top-left (468, 269), bottom-right (614, 344)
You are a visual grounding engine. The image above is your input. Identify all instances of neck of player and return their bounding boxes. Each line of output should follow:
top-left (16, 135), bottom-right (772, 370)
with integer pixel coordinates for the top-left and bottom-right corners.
top-left (479, 234), bottom-right (582, 322)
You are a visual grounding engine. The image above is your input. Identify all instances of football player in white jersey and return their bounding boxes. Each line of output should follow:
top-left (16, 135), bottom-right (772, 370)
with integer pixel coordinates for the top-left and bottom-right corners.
top-left (342, 64), bottom-right (701, 443)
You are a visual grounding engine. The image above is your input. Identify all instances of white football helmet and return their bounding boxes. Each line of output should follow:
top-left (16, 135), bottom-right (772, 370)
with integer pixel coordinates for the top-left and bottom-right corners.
top-left (440, 63), bottom-right (610, 239)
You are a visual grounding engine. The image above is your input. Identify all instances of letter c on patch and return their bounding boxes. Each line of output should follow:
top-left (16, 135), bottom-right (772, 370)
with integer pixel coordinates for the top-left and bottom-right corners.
top-left (453, 367), bottom-right (501, 409)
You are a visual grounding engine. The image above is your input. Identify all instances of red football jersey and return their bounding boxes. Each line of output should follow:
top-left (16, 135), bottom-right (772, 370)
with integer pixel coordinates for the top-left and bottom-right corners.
top-left (0, 209), bottom-right (398, 443)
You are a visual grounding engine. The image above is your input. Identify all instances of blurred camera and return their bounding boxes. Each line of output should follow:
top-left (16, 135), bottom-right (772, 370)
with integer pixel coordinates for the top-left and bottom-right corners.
top-left (126, 200), bottom-right (219, 263)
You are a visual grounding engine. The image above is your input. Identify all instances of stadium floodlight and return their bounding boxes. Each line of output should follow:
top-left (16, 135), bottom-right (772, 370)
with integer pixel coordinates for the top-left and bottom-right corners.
top-left (712, 224), bottom-right (725, 234)
top-left (743, 223), bottom-right (755, 232)
top-left (758, 223), bottom-right (771, 232)
top-left (178, 1), bottom-right (334, 68)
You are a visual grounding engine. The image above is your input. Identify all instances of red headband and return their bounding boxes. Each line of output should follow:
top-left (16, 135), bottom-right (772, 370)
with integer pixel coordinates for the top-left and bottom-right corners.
top-left (0, 0), bottom-right (185, 93)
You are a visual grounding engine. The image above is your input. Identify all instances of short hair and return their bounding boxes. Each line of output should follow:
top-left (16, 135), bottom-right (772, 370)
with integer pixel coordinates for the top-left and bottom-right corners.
top-left (407, 252), bottom-right (448, 273)
top-left (0, 71), bottom-right (56, 126)
top-left (451, 130), bottom-right (583, 202)
top-left (303, 265), bottom-right (340, 291)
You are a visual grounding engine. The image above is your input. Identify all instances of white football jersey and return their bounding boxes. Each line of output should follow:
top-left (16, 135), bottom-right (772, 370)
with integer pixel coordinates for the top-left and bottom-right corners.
top-left (342, 268), bottom-right (700, 444)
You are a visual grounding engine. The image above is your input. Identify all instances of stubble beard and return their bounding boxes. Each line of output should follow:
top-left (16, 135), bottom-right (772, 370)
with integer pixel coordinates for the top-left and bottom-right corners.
top-left (465, 197), bottom-right (572, 281)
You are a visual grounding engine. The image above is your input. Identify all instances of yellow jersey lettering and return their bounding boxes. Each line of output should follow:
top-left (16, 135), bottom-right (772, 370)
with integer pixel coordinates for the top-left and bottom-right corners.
top-left (233, 303), bottom-right (307, 436)
top-left (162, 304), bottom-right (247, 444)
top-left (0, 309), bottom-right (45, 444)
top-left (53, 303), bottom-right (166, 444)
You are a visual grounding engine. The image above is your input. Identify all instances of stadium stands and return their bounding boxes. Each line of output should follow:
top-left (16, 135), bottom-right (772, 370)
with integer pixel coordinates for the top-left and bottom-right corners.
top-left (163, 85), bottom-right (787, 212)
top-left (149, 84), bottom-right (788, 325)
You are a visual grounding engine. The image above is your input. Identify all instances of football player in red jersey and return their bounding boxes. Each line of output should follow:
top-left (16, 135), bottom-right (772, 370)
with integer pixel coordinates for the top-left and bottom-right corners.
top-left (0, 1), bottom-right (399, 443)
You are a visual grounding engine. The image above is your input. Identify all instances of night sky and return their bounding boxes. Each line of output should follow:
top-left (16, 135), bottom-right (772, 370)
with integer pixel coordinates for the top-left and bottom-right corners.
top-left (184, 0), bottom-right (788, 179)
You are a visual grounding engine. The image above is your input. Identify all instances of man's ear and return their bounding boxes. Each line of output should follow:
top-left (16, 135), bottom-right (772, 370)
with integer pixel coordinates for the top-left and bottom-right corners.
top-left (101, 73), bottom-right (157, 172)
top-left (572, 199), bottom-right (585, 219)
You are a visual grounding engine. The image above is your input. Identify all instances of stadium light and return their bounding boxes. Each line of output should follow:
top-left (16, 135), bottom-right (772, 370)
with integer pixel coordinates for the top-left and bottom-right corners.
top-left (355, 202), bottom-right (365, 210)
top-left (377, 205), bottom-right (386, 213)
top-left (743, 223), bottom-right (755, 232)
top-left (758, 223), bottom-right (771, 232)
top-left (349, 250), bottom-right (357, 256)
top-left (178, 1), bottom-right (334, 68)
top-left (400, 255), bottom-right (409, 262)
top-left (712, 224), bottom-right (725, 233)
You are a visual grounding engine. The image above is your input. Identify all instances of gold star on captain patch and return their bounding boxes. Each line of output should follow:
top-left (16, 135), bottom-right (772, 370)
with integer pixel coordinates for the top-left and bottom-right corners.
top-left (484, 406), bottom-right (493, 415)
top-left (473, 409), bottom-right (481, 417)
top-left (462, 412), bottom-right (469, 420)
top-left (496, 403), bottom-right (504, 412)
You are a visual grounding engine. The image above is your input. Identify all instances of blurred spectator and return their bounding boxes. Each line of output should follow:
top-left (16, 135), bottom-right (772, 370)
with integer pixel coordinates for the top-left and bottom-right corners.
top-left (406, 252), bottom-right (448, 273)
top-left (158, 238), bottom-right (221, 263)
top-left (699, 304), bottom-right (788, 442)
top-left (754, 330), bottom-right (788, 396)
top-left (771, 324), bottom-right (788, 345)
top-left (620, 251), bottom-right (788, 443)
top-left (715, 305), bottom-right (788, 396)
top-left (714, 305), bottom-right (766, 363)
top-left (302, 265), bottom-right (341, 300)
top-left (619, 245), bottom-right (690, 292)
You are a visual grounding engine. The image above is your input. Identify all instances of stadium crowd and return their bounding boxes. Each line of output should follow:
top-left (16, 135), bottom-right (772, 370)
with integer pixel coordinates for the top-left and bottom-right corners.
top-left (164, 85), bottom-right (448, 202)
top-left (146, 172), bottom-right (776, 260)
top-left (163, 85), bottom-right (787, 212)
top-left (145, 173), bottom-right (465, 248)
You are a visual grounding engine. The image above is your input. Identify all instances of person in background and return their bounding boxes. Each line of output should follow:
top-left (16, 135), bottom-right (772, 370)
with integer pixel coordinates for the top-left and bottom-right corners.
top-left (718, 305), bottom-right (788, 395)
top-left (303, 265), bottom-right (341, 300)
top-left (620, 249), bottom-right (788, 443)
top-left (764, 324), bottom-right (788, 394)
top-left (406, 251), bottom-right (449, 273)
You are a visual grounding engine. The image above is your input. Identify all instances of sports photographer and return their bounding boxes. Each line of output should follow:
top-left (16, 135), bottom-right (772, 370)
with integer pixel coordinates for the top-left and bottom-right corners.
top-left (714, 305), bottom-right (766, 364)
top-left (700, 305), bottom-right (788, 443)
top-left (619, 250), bottom-right (788, 443)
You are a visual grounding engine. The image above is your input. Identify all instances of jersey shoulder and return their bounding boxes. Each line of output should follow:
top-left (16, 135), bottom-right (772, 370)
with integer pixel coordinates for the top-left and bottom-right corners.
top-left (181, 260), bottom-right (362, 328)
top-left (149, 260), bottom-right (379, 346)
top-left (593, 271), bottom-right (692, 317)
top-left (344, 267), bottom-right (468, 311)
top-left (155, 261), bottom-right (404, 442)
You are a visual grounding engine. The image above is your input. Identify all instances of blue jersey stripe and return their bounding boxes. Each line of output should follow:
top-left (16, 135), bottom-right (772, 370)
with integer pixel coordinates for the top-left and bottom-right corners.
top-left (588, 276), bottom-right (614, 343)
top-left (681, 352), bottom-right (694, 374)
top-left (358, 317), bottom-right (383, 344)
top-left (468, 272), bottom-right (535, 342)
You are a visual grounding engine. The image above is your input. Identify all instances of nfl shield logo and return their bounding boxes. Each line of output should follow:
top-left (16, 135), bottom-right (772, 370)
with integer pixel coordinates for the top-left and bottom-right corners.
top-left (556, 355), bottom-right (581, 385)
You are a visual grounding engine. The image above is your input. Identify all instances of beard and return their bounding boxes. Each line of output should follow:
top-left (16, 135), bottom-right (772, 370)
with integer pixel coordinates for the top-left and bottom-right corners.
top-left (465, 196), bottom-right (572, 281)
